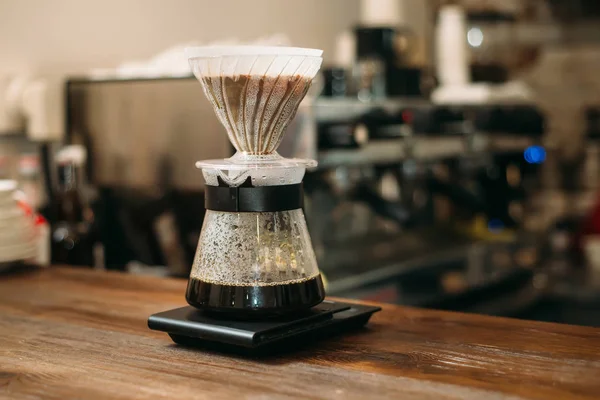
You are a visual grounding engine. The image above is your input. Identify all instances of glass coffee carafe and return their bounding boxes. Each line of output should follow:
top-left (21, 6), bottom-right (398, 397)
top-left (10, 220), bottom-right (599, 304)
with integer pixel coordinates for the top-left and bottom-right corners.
top-left (184, 46), bottom-right (325, 316)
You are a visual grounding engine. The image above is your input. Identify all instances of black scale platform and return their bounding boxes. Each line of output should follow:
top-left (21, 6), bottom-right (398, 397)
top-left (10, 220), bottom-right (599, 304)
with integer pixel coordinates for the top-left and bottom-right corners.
top-left (148, 300), bottom-right (381, 354)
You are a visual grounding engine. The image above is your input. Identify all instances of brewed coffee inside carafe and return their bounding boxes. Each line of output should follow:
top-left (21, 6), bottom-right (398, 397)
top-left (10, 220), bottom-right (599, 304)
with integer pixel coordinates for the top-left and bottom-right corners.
top-left (186, 209), bottom-right (325, 315)
top-left (185, 46), bottom-right (325, 317)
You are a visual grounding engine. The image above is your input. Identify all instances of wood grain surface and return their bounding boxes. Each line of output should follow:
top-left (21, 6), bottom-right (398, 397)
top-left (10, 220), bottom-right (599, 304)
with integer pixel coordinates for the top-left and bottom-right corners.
top-left (0, 267), bottom-right (599, 400)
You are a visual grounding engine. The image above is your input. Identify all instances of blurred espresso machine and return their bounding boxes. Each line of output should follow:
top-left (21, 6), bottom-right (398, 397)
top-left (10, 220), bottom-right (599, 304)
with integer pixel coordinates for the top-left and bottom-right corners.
top-left (65, 0), bottom-right (551, 314)
top-left (66, 75), bottom-right (545, 313)
top-left (62, 0), bottom-right (600, 327)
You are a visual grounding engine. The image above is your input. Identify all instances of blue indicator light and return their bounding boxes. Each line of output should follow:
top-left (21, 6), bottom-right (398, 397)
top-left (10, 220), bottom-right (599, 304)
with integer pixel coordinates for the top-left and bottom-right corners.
top-left (524, 145), bottom-right (546, 164)
top-left (487, 218), bottom-right (504, 233)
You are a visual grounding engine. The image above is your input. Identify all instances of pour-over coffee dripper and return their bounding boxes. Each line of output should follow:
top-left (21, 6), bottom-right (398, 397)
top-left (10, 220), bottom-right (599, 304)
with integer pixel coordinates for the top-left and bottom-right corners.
top-left (148, 46), bottom-right (381, 351)
top-left (184, 46), bottom-right (325, 317)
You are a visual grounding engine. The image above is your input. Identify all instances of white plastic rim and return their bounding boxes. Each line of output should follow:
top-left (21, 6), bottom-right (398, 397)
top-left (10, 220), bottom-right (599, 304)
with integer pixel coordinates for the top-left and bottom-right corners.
top-left (195, 152), bottom-right (317, 171)
top-left (0, 180), bottom-right (17, 192)
top-left (196, 158), bottom-right (317, 170)
top-left (185, 46), bottom-right (323, 59)
top-left (0, 208), bottom-right (24, 221)
top-left (0, 243), bottom-right (36, 263)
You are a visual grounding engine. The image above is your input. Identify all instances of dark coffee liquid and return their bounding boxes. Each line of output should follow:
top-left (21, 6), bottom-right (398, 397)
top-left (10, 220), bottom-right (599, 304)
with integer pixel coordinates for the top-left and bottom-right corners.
top-left (185, 275), bottom-right (326, 317)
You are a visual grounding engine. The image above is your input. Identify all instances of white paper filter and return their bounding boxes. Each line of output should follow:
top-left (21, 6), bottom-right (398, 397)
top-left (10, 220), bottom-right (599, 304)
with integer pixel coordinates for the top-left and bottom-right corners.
top-left (186, 46), bottom-right (323, 155)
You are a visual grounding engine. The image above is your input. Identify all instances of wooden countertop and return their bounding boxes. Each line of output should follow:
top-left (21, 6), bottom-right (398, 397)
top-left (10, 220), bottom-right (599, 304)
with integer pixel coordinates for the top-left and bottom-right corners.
top-left (1, 267), bottom-right (599, 399)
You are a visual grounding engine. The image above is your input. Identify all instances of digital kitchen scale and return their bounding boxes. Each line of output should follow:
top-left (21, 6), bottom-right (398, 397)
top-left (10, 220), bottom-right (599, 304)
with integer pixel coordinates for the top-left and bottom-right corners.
top-left (148, 300), bottom-right (381, 355)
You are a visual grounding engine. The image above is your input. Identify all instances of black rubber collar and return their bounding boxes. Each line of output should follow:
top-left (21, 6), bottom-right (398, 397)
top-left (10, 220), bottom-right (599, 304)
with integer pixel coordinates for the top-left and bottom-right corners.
top-left (205, 177), bottom-right (303, 212)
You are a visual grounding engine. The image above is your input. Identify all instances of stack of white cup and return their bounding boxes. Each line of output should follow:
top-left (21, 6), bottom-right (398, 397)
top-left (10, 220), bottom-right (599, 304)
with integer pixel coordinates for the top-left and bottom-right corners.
top-left (0, 180), bottom-right (36, 268)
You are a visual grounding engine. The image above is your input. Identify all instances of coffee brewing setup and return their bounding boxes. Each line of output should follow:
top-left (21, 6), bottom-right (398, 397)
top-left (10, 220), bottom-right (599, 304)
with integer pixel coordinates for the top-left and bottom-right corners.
top-left (148, 46), bottom-right (380, 351)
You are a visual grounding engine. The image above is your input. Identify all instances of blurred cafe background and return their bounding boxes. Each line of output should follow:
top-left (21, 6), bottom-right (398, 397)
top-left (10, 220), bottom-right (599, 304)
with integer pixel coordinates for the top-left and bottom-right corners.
top-left (1, 0), bottom-right (600, 326)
